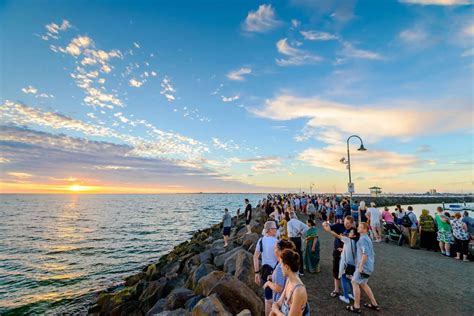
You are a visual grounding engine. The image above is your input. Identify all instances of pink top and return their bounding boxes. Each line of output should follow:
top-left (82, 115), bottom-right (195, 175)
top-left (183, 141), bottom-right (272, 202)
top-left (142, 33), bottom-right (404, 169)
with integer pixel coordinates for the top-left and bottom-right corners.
top-left (382, 210), bottom-right (394, 223)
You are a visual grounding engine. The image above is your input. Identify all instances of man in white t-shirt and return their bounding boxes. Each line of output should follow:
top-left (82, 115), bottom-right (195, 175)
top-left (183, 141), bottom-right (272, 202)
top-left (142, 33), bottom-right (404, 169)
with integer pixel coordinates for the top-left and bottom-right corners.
top-left (287, 212), bottom-right (309, 274)
top-left (366, 202), bottom-right (382, 242)
top-left (254, 221), bottom-right (279, 316)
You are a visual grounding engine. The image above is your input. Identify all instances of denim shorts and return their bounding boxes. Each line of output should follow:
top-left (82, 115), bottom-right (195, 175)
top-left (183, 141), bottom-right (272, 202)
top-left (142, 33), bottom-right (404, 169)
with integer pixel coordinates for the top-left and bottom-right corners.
top-left (352, 270), bottom-right (370, 284)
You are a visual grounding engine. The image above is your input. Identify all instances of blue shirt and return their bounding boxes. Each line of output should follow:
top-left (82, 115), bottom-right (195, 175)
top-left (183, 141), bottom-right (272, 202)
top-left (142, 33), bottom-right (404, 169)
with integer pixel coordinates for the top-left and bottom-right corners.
top-left (272, 263), bottom-right (286, 302)
top-left (407, 211), bottom-right (418, 229)
top-left (356, 234), bottom-right (375, 274)
top-left (223, 213), bottom-right (231, 227)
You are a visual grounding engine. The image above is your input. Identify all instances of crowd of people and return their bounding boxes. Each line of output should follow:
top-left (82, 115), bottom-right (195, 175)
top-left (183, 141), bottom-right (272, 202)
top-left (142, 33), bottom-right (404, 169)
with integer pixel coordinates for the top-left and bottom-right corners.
top-left (222, 194), bottom-right (473, 315)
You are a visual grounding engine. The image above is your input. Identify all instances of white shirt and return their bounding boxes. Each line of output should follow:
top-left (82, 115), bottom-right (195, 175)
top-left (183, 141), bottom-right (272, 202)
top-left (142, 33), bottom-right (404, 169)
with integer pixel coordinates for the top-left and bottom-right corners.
top-left (367, 207), bottom-right (381, 223)
top-left (255, 235), bottom-right (278, 267)
top-left (287, 219), bottom-right (308, 238)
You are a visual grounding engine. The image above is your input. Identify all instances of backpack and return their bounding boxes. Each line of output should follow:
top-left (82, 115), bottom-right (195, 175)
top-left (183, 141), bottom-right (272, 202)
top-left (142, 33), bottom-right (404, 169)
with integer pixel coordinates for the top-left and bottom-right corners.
top-left (401, 212), bottom-right (413, 228)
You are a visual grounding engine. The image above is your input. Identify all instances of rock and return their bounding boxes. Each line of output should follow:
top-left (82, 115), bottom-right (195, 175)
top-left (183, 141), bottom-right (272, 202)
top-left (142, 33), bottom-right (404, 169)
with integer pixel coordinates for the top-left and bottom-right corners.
top-left (164, 288), bottom-right (194, 310)
top-left (145, 264), bottom-right (161, 281)
top-left (213, 246), bottom-right (243, 269)
top-left (199, 250), bottom-right (212, 264)
top-left (241, 233), bottom-right (259, 250)
top-left (186, 263), bottom-right (217, 290)
top-left (237, 309), bottom-right (252, 316)
top-left (110, 301), bottom-right (141, 316)
top-left (223, 249), bottom-right (252, 275)
top-left (154, 309), bottom-right (186, 316)
top-left (184, 295), bottom-right (203, 312)
top-left (191, 294), bottom-right (231, 316)
top-left (162, 261), bottom-right (181, 277)
top-left (195, 271), bottom-right (264, 316)
top-left (234, 250), bottom-right (260, 294)
top-left (139, 278), bottom-right (167, 313)
top-left (163, 274), bottom-right (186, 297)
top-left (145, 298), bottom-right (166, 316)
top-left (125, 272), bottom-right (145, 287)
top-left (97, 286), bottom-right (141, 314)
top-left (236, 226), bottom-right (248, 238)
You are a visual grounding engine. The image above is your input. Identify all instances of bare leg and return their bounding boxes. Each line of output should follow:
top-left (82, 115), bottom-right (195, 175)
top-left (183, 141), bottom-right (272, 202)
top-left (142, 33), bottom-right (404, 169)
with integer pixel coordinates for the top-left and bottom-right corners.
top-left (334, 278), bottom-right (341, 293)
top-left (360, 283), bottom-right (378, 306)
top-left (439, 241), bottom-right (445, 253)
top-left (265, 299), bottom-right (272, 316)
top-left (246, 224), bottom-right (251, 234)
top-left (351, 281), bottom-right (361, 309)
top-left (224, 235), bottom-right (229, 247)
top-left (445, 243), bottom-right (451, 255)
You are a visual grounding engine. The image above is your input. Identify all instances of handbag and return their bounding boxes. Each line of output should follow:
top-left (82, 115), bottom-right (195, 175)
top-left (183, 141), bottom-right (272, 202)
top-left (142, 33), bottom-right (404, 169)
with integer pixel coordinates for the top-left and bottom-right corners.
top-left (344, 240), bottom-right (356, 276)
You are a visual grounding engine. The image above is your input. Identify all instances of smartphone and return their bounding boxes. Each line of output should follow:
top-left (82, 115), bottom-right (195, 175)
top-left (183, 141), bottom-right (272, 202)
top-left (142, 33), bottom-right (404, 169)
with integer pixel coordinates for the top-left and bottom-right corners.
top-left (360, 272), bottom-right (370, 279)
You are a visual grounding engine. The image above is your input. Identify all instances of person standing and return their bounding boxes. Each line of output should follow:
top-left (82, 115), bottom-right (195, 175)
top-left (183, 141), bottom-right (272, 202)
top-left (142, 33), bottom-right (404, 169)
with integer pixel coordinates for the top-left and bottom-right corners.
top-left (307, 201), bottom-right (317, 221)
top-left (303, 219), bottom-right (320, 274)
top-left (328, 217), bottom-right (348, 299)
top-left (245, 198), bottom-right (252, 235)
top-left (366, 202), bottom-right (382, 242)
top-left (435, 206), bottom-right (453, 257)
top-left (451, 212), bottom-right (470, 262)
top-left (287, 212), bottom-right (308, 275)
top-left (347, 222), bottom-right (380, 313)
top-left (404, 206), bottom-right (419, 249)
top-left (418, 209), bottom-right (436, 251)
top-left (222, 208), bottom-right (232, 247)
top-left (359, 201), bottom-right (368, 223)
top-left (254, 221), bottom-right (279, 316)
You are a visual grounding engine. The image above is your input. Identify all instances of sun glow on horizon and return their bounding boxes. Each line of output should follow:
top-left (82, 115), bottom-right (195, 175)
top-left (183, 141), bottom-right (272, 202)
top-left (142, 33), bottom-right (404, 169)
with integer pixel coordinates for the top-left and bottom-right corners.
top-left (68, 184), bottom-right (90, 192)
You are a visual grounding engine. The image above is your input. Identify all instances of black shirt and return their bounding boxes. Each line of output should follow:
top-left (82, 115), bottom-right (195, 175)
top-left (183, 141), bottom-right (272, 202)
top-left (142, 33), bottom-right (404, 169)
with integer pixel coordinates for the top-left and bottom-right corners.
top-left (245, 203), bottom-right (252, 219)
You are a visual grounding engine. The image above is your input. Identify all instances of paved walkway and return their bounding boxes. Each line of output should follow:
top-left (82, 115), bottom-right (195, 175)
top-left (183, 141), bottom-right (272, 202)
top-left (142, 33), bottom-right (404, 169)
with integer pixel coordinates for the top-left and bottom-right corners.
top-left (302, 221), bottom-right (473, 315)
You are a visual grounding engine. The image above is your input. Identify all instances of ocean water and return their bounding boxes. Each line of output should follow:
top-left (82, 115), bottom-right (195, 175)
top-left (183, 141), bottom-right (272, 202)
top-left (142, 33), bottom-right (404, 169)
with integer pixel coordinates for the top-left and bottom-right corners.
top-left (0, 194), bottom-right (262, 315)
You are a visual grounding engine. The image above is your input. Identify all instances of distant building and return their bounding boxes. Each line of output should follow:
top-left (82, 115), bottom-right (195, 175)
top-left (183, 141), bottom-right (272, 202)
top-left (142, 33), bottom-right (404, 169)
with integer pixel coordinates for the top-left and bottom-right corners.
top-left (369, 186), bottom-right (382, 197)
top-left (428, 189), bottom-right (437, 195)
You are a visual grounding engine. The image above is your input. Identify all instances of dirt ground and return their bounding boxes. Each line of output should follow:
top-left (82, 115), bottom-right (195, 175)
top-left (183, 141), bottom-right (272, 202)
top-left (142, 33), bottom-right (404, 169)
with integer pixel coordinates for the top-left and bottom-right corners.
top-left (302, 221), bottom-right (474, 316)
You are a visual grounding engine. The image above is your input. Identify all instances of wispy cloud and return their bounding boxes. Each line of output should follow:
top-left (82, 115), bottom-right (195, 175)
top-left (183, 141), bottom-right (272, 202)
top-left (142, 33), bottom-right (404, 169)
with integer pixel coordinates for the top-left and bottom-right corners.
top-left (42, 20), bottom-right (71, 40)
top-left (129, 78), bottom-right (145, 88)
top-left (212, 138), bottom-right (240, 151)
top-left (221, 95), bottom-right (240, 102)
top-left (21, 86), bottom-right (54, 98)
top-left (160, 76), bottom-right (176, 102)
top-left (399, 28), bottom-right (428, 43)
top-left (276, 38), bottom-right (322, 66)
top-left (300, 30), bottom-right (338, 41)
top-left (242, 4), bottom-right (281, 33)
top-left (399, 0), bottom-right (473, 5)
top-left (227, 67), bottom-right (252, 81)
top-left (340, 42), bottom-right (384, 60)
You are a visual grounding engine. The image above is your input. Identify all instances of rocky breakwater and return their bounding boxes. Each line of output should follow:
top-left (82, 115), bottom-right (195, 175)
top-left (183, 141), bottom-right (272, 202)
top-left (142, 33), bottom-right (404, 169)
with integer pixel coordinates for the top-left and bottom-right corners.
top-left (88, 207), bottom-right (267, 316)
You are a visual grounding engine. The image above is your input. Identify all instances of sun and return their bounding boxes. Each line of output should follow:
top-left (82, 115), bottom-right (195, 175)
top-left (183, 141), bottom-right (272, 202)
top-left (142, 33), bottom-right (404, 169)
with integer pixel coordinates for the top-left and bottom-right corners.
top-left (69, 184), bottom-right (86, 192)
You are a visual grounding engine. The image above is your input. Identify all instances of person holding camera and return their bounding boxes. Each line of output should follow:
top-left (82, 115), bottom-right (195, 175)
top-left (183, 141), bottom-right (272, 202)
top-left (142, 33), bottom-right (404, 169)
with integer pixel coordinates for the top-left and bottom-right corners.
top-left (347, 222), bottom-right (380, 314)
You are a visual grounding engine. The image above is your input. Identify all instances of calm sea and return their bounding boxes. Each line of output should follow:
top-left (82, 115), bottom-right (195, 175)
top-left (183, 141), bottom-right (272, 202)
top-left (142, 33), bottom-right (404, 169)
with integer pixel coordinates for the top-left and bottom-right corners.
top-left (0, 194), bottom-right (263, 315)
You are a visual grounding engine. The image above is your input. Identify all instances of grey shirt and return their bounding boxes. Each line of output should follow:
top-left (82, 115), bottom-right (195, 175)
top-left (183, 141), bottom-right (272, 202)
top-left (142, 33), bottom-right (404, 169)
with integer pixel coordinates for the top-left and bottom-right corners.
top-left (356, 234), bottom-right (374, 274)
top-left (223, 213), bottom-right (232, 228)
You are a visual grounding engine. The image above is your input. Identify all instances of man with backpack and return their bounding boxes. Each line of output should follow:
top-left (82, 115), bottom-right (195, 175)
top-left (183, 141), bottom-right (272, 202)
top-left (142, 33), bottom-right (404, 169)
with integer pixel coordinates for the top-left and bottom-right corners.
top-left (254, 221), bottom-right (279, 316)
top-left (401, 206), bottom-right (419, 249)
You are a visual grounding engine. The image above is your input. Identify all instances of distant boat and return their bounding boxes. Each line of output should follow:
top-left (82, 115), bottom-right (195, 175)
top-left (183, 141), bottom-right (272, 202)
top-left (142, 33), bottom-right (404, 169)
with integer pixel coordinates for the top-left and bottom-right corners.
top-left (443, 203), bottom-right (473, 213)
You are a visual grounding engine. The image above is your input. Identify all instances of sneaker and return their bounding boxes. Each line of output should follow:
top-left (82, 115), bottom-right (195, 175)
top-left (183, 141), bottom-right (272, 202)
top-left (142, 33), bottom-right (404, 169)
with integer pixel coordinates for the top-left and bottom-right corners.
top-left (339, 295), bottom-right (350, 304)
top-left (348, 294), bottom-right (354, 300)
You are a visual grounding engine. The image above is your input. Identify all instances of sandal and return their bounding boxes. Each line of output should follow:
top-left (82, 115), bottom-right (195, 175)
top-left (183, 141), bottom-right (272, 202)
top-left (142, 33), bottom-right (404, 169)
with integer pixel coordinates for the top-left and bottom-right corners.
top-left (346, 305), bottom-right (362, 314)
top-left (330, 291), bottom-right (340, 298)
top-left (364, 303), bottom-right (381, 311)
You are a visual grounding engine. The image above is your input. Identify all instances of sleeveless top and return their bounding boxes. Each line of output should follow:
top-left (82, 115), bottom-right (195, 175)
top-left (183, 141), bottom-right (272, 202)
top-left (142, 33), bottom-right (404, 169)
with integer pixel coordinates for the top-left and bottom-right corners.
top-left (451, 218), bottom-right (469, 240)
top-left (281, 283), bottom-right (310, 316)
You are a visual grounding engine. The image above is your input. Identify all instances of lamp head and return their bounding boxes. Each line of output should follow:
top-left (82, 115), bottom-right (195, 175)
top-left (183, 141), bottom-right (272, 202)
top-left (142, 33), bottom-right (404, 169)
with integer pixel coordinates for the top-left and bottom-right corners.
top-left (358, 144), bottom-right (367, 151)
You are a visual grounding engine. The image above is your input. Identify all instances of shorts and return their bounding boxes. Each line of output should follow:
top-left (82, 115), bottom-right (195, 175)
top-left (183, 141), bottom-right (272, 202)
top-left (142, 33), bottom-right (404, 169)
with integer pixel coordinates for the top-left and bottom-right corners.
top-left (223, 227), bottom-right (231, 236)
top-left (352, 270), bottom-right (370, 285)
top-left (245, 218), bottom-right (251, 225)
top-left (332, 253), bottom-right (341, 279)
top-left (264, 286), bottom-right (273, 300)
top-left (437, 230), bottom-right (453, 244)
top-left (371, 221), bottom-right (381, 228)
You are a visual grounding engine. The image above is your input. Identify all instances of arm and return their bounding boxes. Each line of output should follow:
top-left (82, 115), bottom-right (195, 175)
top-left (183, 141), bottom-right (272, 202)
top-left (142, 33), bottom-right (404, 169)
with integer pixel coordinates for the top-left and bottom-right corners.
top-left (253, 248), bottom-right (261, 285)
top-left (311, 237), bottom-right (318, 252)
top-left (322, 223), bottom-right (342, 240)
top-left (271, 285), bottom-right (287, 315)
top-left (358, 253), bottom-right (368, 273)
top-left (264, 280), bottom-right (283, 294)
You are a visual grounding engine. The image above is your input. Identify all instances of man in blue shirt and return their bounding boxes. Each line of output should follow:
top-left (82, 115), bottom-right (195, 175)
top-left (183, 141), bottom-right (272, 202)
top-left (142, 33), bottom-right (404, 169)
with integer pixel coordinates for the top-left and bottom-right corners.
top-left (348, 222), bottom-right (380, 313)
top-left (406, 206), bottom-right (419, 249)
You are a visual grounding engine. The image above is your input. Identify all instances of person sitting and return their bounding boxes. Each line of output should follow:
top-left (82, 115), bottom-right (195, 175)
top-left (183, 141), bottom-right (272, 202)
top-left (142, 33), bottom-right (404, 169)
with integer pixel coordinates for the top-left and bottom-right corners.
top-left (270, 250), bottom-right (310, 316)
top-left (381, 207), bottom-right (394, 224)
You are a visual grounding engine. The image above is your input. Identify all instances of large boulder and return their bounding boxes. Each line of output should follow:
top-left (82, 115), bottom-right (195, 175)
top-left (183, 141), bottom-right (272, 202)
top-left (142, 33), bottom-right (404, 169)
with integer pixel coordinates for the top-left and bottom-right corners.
top-left (191, 294), bottom-right (231, 316)
top-left (186, 263), bottom-right (217, 290)
top-left (195, 271), bottom-right (264, 316)
top-left (241, 233), bottom-right (260, 250)
top-left (198, 250), bottom-right (212, 264)
top-left (139, 278), bottom-right (167, 313)
top-left (184, 295), bottom-right (204, 312)
top-left (213, 246), bottom-right (243, 269)
top-left (163, 274), bottom-right (186, 297)
top-left (145, 298), bottom-right (166, 316)
top-left (237, 310), bottom-right (252, 316)
top-left (164, 288), bottom-right (194, 310)
top-left (125, 272), bottom-right (145, 287)
top-left (154, 309), bottom-right (186, 316)
top-left (110, 301), bottom-right (142, 316)
top-left (223, 249), bottom-right (252, 275)
top-left (234, 249), bottom-right (261, 295)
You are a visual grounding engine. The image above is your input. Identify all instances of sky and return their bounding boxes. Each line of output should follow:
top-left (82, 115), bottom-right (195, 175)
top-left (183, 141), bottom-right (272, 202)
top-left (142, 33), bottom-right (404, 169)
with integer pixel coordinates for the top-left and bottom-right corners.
top-left (0, 0), bottom-right (473, 194)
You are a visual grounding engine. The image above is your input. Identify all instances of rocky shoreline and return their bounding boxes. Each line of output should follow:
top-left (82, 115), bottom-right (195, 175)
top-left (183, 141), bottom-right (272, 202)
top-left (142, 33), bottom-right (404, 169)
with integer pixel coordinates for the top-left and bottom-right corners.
top-left (88, 206), bottom-right (268, 316)
top-left (87, 195), bottom-right (472, 316)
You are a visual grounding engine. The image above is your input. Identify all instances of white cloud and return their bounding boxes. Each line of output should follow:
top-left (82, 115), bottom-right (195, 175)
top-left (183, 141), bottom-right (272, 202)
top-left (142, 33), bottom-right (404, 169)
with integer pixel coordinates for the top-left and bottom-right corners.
top-left (461, 47), bottom-right (474, 57)
top-left (291, 19), bottom-right (301, 28)
top-left (43, 20), bottom-right (71, 40)
top-left (276, 38), bottom-right (322, 66)
top-left (243, 4), bottom-right (281, 33)
top-left (226, 67), bottom-right (252, 81)
top-left (399, 28), bottom-right (428, 43)
top-left (221, 95), bottom-right (240, 102)
top-left (250, 94), bottom-right (472, 142)
top-left (300, 30), bottom-right (338, 41)
top-left (7, 172), bottom-right (33, 179)
top-left (133, 42), bottom-right (140, 48)
top-left (212, 138), bottom-right (240, 151)
top-left (399, 0), bottom-right (472, 5)
top-left (21, 86), bottom-right (38, 94)
top-left (160, 76), bottom-right (176, 102)
top-left (340, 42), bottom-right (384, 60)
top-left (462, 22), bottom-right (474, 37)
top-left (129, 78), bottom-right (144, 88)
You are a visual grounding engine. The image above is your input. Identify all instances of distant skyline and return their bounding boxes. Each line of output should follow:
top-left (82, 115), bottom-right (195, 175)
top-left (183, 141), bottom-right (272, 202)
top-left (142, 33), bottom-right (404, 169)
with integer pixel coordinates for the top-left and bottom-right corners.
top-left (0, 0), bottom-right (473, 194)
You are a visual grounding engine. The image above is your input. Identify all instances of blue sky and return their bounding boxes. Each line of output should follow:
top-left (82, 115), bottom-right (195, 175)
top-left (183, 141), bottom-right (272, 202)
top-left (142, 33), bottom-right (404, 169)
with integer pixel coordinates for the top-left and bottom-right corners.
top-left (0, 0), bottom-right (473, 193)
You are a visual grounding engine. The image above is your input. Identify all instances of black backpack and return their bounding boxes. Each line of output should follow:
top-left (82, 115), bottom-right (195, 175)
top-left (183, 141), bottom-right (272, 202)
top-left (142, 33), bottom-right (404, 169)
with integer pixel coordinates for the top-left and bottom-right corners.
top-left (401, 212), bottom-right (413, 228)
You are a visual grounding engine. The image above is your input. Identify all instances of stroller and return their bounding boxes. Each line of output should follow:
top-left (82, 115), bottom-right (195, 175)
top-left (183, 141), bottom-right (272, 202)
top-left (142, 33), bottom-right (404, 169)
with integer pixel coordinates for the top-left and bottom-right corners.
top-left (383, 220), bottom-right (404, 246)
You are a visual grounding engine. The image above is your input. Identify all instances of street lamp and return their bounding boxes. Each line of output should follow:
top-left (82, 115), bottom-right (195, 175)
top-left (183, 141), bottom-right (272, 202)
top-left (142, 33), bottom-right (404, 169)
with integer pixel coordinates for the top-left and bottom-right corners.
top-left (340, 135), bottom-right (367, 206)
top-left (310, 183), bottom-right (315, 195)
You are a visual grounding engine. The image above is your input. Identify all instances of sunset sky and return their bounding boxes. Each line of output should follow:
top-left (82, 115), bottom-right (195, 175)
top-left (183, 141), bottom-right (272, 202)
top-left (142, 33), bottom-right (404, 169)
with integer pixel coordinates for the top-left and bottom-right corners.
top-left (0, 0), bottom-right (473, 194)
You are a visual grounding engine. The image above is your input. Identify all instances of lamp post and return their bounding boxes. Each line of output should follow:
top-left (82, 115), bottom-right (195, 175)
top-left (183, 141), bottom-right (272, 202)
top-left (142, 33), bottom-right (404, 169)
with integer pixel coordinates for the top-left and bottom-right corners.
top-left (340, 135), bottom-right (367, 206)
top-left (310, 183), bottom-right (315, 195)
